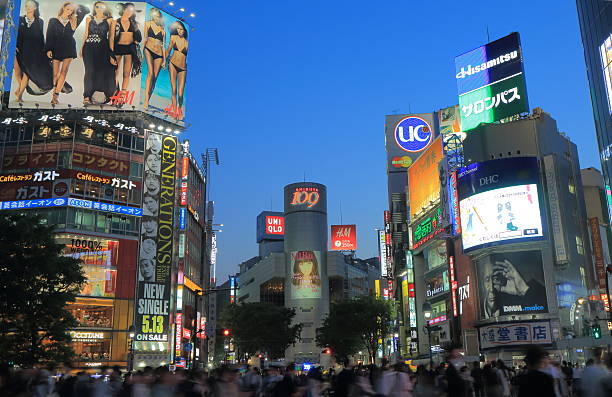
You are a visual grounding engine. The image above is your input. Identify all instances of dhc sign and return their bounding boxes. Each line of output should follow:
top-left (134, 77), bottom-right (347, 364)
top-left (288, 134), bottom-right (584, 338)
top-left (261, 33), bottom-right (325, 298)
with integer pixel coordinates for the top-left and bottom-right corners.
top-left (394, 116), bottom-right (432, 152)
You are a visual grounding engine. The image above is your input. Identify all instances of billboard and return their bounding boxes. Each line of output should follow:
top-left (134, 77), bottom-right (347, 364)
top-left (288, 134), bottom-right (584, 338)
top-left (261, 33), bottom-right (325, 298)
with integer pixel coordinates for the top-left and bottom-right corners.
top-left (600, 33), bottom-right (612, 113)
top-left (458, 157), bottom-right (543, 252)
top-left (384, 113), bottom-right (438, 173)
top-left (476, 251), bottom-right (548, 320)
top-left (330, 224), bottom-right (357, 251)
top-left (455, 32), bottom-right (529, 131)
top-left (290, 250), bottom-right (321, 299)
top-left (256, 211), bottom-right (284, 243)
top-left (408, 137), bottom-right (443, 218)
top-left (134, 131), bottom-right (176, 343)
top-left (425, 270), bottom-right (450, 298)
top-left (589, 218), bottom-right (610, 311)
top-left (9, 1), bottom-right (190, 123)
top-left (438, 105), bottom-right (465, 142)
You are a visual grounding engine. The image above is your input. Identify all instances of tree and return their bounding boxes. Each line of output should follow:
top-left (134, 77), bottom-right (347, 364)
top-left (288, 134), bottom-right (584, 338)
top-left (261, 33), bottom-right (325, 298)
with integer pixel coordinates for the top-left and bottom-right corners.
top-left (220, 302), bottom-right (302, 360)
top-left (0, 213), bottom-right (86, 367)
top-left (316, 295), bottom-right (393, 364)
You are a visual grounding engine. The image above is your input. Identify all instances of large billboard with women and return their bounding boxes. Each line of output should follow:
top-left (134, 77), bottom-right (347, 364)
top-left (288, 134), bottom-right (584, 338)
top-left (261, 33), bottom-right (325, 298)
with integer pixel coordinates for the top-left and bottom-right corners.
top-left (290, 250), bottom-right (322, 299)
top-left (9, 1), bottom-right (190, 124)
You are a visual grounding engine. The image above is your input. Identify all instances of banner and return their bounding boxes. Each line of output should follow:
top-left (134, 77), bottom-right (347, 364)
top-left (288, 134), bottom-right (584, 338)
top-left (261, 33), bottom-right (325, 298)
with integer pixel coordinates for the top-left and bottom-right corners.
top-left (290, 250), bottom-right (321, 299)
top-left (479, 321), bottom-right (552, 349)
top-left (9, 1), bottom-right (190, 123)
top-left (330, 224), bottom-right (357, 251)
top-left (476, 251), bottom-right (548, 320)
top-left (135, 131), bottom-right (176, 342)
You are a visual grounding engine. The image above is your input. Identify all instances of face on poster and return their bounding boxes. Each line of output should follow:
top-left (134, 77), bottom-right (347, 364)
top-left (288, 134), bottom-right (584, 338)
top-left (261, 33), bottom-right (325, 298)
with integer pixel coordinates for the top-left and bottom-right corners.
top-left (290, 250), bottom-right (321, 299)
top-left (477, 251), bottom-right (548, 320)
top-left (9, 1), bottom-right (189, 123)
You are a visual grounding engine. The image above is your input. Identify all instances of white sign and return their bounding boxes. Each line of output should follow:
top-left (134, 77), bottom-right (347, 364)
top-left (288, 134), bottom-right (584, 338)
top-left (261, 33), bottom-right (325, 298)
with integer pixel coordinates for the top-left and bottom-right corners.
top-left (379, 230), bottom-right (388, 277)
top-left (479, 321), bottom-right (551, 349)
top-left (460, 184), bottom-right (543, 250)
top-left (70, 331), bottom-right (104, 340)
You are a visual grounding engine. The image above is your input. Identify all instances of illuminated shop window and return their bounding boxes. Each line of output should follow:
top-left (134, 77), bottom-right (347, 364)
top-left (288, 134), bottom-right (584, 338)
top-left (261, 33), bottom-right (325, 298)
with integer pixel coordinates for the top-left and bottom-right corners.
top-left (68, 304), bottom-right (113, 328)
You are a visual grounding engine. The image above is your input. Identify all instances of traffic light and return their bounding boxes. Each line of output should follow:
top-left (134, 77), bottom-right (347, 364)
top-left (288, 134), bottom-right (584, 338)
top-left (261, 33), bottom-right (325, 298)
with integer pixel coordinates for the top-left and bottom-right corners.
top-left (322, 348), bottom-right (331, 355)
top-left (257, 354), bottom-right (263, 359)
top-left (592, 324), bottom-right (602, 339)
top-left (223, 329), bottom-right (231, 337)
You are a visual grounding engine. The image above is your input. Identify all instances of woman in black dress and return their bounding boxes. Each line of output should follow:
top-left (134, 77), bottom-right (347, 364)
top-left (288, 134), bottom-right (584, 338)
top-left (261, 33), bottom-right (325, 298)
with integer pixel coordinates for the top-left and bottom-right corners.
top-left (166, 21), bottom-right (188, 120)
top-left (13, 0), bottom-right (53, 101)
top-left (113, 2), bottom-right (142, 93)
top-left (142, 7), bottom-right (165, 110)
top-left (45, 2), bottom-right (88, 104)
top-left (80, 1), bottom-right (116, 105)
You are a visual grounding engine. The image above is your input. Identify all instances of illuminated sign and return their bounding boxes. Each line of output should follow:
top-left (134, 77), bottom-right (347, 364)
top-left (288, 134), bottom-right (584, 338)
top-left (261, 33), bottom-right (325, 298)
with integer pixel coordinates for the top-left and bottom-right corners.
top-left (379, 230), bottom-right (388, 278)
top-left (67, 198), bottom-right (143, 216)
top-left (211, 234), bottom-right (217, 266)
top-left (290, 187), bottom-right (320, 208)
top-left (266, 216), bottom-right (284, 235)
top-left (455, 32), bottom-right (529, 131)
top-left (330, 224), bottom-right (357, 251)
top-left (178, 234), bottom-right (186, 258)
top-left (411, 207), bottom-right (444, 249)
top-left (425, 270), bottom-right (450, 298)
top-left (0, 197), bottom-right (67, 210)
top-left (0, 170), bottom-right (59, 183)
top-left (187, 205), bottom-right (200, 222)
top-left (448, 171), bottom-right (461, 235)
top-left (180, 182), bottom-right (188, 206)
top-left (479, 321), bottom-right (551, 349)
top-left (406, 251), bottom-right (417, 328)
top-left (589, 218), bottom-right (610, 311)
top-left (70, 331), bottom-right (105, 340)
top-left (175, 313), bottom-right (183, 356)
top-left (408, 137), bottom-right (443, 218)
top-left (391, 156), bottom-right (413, 168)
top-left (449, 256), bottom-right (458, 317)
top-left (428, 315), bottom-right (447, 325)
top-left (394, 116), bottom-right (433, 152)
top-left (181, 157), bottom-right (189, 180)
top-left (383, 211), bottom-right (393, 277)
top-left (458, 157), bottom-right (543, 252)
top-left (179, 208), bottom-right (186, 230)
top-left (76, 172), bottom-right (136, 190)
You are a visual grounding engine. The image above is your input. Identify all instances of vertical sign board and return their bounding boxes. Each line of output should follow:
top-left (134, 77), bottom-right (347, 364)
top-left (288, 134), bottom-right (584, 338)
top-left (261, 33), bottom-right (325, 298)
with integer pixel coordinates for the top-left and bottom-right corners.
top-left (379, 230), bottom-right (388, 277)
top-left (135, 132), bottom-right (177, 344)
top-left (455, 32), bottom-right (529, 131)
top-left (543, 155), bottom-right (568, 263)
top-left (589, 218), bottom-right (610, 311)
top-left (384, 211), bottom-right (393, 277)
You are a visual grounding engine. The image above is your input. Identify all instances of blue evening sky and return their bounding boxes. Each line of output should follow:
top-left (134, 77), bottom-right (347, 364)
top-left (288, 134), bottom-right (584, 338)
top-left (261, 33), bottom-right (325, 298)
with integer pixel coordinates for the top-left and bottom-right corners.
top-left (168, 0), bottom-right (600, 282)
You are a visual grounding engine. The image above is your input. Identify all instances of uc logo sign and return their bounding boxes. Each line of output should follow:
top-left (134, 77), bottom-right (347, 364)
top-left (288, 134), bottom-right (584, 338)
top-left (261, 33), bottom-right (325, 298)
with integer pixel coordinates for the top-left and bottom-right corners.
top-left (394, 116), bottom-right (432, 152)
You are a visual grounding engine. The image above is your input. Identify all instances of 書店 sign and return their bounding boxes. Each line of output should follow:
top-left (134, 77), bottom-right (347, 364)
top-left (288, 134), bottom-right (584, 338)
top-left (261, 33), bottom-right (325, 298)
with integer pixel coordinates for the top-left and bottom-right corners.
top-left (479, 321), bottom-right (551, 349)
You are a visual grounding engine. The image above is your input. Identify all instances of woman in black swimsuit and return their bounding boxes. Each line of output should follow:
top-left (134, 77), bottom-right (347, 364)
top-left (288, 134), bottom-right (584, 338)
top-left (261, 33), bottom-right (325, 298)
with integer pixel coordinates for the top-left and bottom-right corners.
top-left (81, 1), bottom-right (116, 104)
top-left (13, 0), bottom-right (54, 101)
top-left (142, 7), bottom-right (165, 110)
top-left (166, 21), bottom-right (188, 120)
top-left (113, 2), bottom-right (142, 93)
top-left (45, 2), bottom-right (88, 104)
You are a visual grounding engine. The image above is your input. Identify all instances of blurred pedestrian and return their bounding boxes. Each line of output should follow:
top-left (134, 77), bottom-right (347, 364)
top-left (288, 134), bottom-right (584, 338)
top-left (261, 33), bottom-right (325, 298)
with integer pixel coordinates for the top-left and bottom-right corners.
top-left (446, 347), bottom-right (467, 397)
top-left (516, 345), bottom-right (555, 397)
top-left (471, 362), bottom-right (484, 397)
top-left (240, 365), bottom-right (262, 397)
top-left (580, 349), bottom-right (608, 397)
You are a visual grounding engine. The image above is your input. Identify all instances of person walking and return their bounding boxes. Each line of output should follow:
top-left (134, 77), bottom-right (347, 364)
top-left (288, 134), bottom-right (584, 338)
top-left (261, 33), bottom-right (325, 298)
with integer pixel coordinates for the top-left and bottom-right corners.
top-left (471, 362), bottom-right (484, 397)
top-left (516, 345), bottom-right (555, 397)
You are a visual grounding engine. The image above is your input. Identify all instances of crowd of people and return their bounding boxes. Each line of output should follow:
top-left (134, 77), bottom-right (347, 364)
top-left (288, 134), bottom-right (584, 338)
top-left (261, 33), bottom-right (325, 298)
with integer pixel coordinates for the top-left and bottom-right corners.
top-left (2, 346), bottom-right (612, 397)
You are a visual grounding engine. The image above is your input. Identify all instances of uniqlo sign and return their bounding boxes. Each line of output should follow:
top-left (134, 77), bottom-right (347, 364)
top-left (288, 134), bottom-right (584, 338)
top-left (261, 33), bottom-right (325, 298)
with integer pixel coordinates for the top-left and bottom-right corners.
top-left (265, 216), bottom-right (284, 235)
top-left (331, 224), bottom-right (357, 251)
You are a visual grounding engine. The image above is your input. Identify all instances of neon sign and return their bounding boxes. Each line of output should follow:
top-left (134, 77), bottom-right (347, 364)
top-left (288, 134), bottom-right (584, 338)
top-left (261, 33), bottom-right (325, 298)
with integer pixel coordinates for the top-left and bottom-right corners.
top-left (290, 187), bottom-right (320, 208)
top-left (412, 207), bottom-right (444, 249)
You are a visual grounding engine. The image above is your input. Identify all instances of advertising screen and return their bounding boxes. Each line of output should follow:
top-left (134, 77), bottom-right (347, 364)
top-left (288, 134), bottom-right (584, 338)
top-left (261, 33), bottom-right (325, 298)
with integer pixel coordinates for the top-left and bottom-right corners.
top-left (425, 270), bottom-right (449, 298)
top-left (290, 250), bottom-right (321, 299)
top-left (9, 1), bottom-right (190, 123)
top-left (455, 32), bottom-right (529, 131)
top-left (134, 131), bottom-right (176, 343)
top-left (458, 157), bottom-right (543, 251)
top-left (58, 234), bottom-right (119, 298)
top-left (330, 224), bottom-right (357, 251)
top-left (384, 113), bottom-right (438, 173)
top-left (599, 33), bottom-right (612, 113)
top-left (476, 251), bottom-right (548, 320)
top-left (408, 137), bottom-right (443, 218)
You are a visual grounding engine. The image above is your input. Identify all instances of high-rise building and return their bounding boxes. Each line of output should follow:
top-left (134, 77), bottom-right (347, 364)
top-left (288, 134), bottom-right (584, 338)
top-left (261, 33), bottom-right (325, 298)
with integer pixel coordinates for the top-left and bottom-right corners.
top-left (575, 1), bottom-right (612, 219)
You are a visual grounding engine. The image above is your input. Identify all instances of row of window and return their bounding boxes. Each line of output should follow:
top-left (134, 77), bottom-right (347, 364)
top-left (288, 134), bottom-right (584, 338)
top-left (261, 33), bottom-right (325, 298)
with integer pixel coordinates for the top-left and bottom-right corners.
top-left (40, 208), bottom-right (140, 237)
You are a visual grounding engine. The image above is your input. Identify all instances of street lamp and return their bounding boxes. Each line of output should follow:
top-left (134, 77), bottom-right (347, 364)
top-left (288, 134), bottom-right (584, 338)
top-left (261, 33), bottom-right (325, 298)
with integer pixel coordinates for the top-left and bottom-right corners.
top-left (128, 325), bottom-right (135, 372)
top-left (422, 302), bottom-right (433, 368)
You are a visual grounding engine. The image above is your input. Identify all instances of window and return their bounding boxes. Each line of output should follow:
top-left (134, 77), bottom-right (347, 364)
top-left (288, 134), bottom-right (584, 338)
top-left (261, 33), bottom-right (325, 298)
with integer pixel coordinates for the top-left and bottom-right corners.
top-left (576, 235), bottom-right (584, 255)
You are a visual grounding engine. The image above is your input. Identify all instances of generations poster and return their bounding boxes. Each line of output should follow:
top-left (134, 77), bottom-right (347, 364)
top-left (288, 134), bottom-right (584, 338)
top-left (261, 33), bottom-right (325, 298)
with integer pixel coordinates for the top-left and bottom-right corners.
top-left (9, 0), bottom-right (189, 122)
top-left (134, 131), bottom-right (176, 343)
top-left (290, 250), bottom-right (322, 299)
top-left (476, 251), bottom-right (548, 320)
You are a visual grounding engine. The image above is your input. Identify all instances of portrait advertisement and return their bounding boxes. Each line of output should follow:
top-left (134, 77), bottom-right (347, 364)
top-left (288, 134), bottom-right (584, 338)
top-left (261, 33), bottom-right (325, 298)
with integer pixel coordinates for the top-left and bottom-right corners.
top-left (290, 250), bottom-right (322, 299)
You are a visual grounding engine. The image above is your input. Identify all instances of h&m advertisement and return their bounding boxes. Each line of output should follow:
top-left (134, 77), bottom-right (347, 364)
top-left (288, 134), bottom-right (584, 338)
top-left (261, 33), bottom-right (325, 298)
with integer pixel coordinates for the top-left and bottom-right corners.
top-left (135, 131), bottom-right (176, 342)
top-left (476, 251), bottom-right (548, 320)
top-left (10, 1), bottom-right (189, 122)
top-left (458, 157), bottom-right (544, 252)
top-left (290, 250), bottom-right (321, 299)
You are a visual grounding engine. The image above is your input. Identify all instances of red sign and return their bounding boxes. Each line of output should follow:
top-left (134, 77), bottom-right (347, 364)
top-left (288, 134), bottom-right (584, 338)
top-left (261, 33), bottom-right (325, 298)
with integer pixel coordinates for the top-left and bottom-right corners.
top-left (449, 256), bottom-right (458, 317)
top-left (183, 328), bottom-right (192, 340)
top-left (180, 182), bottom-right (187, 206)
top-left (290, 187), bottom-right (320, 208)
top-left (265, 216), bottom-right (284, 235)
top-left (589, 218), bottom-right (610, 311)
top-left (181, 157), bottom-right (189, 180)
top-left (175, 313), bottom-right (183, 356)
top-left (428, 315), bottom-right (447, 325)
top-left (331, 224), bottom-right (357, 251)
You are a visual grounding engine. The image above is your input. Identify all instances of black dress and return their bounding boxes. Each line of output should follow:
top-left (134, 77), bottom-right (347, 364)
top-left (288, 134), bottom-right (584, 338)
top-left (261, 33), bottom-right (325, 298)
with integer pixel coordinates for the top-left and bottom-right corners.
top-left (15, 16), bottom-right (53, 95)
top-left (82, 18), bottom-right (116, 101)
top-left (44, 6), bottom-right (88, 61)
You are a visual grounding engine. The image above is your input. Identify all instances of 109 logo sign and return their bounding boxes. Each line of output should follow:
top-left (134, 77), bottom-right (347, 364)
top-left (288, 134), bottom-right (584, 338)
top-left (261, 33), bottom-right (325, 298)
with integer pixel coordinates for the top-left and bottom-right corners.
top-left (394, 116), bottom-right (432, 152)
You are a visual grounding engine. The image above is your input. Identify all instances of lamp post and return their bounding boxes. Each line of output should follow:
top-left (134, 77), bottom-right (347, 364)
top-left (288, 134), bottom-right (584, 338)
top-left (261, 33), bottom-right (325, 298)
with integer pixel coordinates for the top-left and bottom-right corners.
top-left (128, 325), bottom-right (135, 372)
top-left (422, 302), bottom-right (433, 368)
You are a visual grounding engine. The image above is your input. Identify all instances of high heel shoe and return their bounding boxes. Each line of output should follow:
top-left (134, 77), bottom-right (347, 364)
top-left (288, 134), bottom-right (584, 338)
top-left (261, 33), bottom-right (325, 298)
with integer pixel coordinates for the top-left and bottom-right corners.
top-left (51, 92), bottom-right (59, 105)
